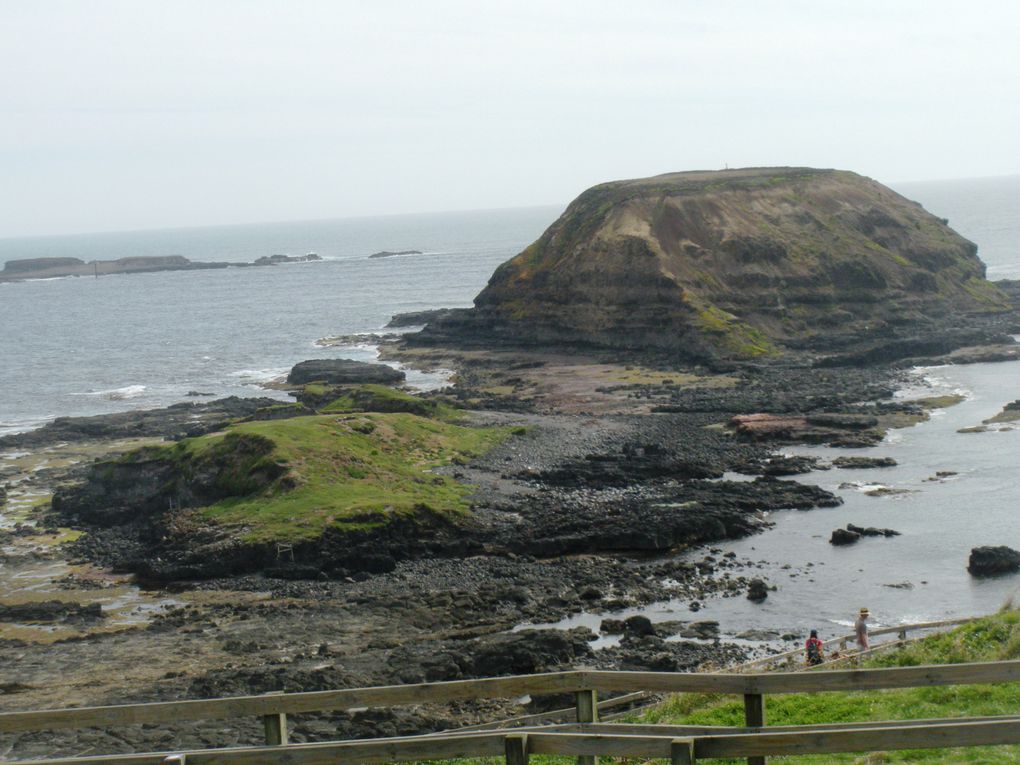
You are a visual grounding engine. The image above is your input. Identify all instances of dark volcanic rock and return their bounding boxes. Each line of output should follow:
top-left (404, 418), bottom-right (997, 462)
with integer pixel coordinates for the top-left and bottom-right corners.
top-left (623, 615), bottom-right (656, 636)
top-left (847, 523), bottom-right (900, 538)
top-left (386, 308), bottom-right (459, 328)
top-left (465, 629), bottom-right (595, 677)
top-left (746, 578), bottom-right (769, 602)
top-left (287, 359), bottom-right (405, 386)
top-left (832, 456), bottom-right (897, 469)
top-left (509, 476), bottom-right (839, 558)
top-left (527, 442), bottom-right (723, 486)
top-left (968, 546), bottom-right (1020, 576)
top-left (730, 413), bottom-right (884, 448)
top-left (0, 601), bottom-right (103, 623)
top-left (830, 528), bottom-right (861, 546)
top-left (0, 396), bottom-right (281, 450)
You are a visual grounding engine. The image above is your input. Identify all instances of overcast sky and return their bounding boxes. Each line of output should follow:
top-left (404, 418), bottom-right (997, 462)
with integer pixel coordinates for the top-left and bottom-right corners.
top-left (2, 1), bottom-right (1018, 237)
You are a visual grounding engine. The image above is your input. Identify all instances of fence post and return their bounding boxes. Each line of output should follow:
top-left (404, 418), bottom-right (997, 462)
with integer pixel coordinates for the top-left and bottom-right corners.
top-left (744, 692), bottom-right (765, 765)
top-left (505, 733), bottom-right (530, 765)
top-left (575, 689), bottom-right (599, 765)
top-left (262, 691), bottom-right (288, 745)
top-left (671, 737), bottom-right (696, 764)
top-left (898, 628), bottom-right (907, 641)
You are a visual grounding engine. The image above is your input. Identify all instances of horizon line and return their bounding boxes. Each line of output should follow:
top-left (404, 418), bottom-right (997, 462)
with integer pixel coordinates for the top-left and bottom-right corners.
top-left (0, 202), bottom-right (566, 243)
top-left (2, 169), bottom-right (1018, 242)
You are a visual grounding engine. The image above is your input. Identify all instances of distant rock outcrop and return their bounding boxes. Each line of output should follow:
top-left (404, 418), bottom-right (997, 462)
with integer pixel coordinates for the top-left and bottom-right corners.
top-left (369, 249), bottom-right (424, 259)
top-left (0, 253), bottom-right (324, 282)
top-left (253, 253), bottom-right (322, 266)
top-left (413, 167), bottom-right (1010, 361)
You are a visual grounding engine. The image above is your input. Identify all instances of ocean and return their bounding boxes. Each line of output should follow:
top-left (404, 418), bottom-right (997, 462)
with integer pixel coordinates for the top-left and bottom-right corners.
top-left (0, 206), bottom-right (560, 435)
top-left (2, 174), bottom-right (1019, 632)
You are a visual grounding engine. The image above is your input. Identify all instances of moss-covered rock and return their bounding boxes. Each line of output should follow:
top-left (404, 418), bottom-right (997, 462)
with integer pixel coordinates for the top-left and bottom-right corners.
top-left (55, 410), bottom-right (515, 579)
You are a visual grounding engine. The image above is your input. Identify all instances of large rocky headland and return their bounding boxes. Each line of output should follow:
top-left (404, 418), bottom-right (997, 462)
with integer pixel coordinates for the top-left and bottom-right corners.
top-left (2, 167), bottom-right (1020, 758)
top-left (413, 167), bottom-right (1015, 364)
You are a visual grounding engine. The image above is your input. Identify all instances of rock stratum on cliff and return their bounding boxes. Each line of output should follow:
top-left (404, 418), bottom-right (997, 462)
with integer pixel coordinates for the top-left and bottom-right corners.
top-left (415, 167), bottom-right (1011, 361)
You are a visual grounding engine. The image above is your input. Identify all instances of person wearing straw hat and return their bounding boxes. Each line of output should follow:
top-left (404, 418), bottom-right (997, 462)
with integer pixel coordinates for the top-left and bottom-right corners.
top-left (855, 607), bottom-right (870, 650)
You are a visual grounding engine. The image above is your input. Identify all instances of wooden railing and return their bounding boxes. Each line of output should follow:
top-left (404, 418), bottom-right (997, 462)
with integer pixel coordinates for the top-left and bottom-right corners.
top-left (4, 658), bottom-right (1020, 763)
top-left (7, 716), bottom-right (1020, 764)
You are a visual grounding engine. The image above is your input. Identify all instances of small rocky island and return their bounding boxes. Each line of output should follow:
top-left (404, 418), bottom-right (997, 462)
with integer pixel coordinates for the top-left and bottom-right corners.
top-left (0, 253), bottom-right (322, 283)
top-left (369, 249), bottom-right (424, 259)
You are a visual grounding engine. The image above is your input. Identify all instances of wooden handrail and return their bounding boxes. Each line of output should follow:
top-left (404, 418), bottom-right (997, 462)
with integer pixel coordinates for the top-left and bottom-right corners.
top-left (583, 660), bottom-right (1020, 694)
top-left (4, 660), bottom-right (1020, 735)
top-left (9, 719), bottom-right (1020, 765)
top-left (0, 671), bottom-right (587, 734)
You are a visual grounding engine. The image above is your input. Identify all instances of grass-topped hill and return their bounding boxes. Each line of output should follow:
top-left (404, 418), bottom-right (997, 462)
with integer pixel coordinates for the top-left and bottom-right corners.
top-left (417, 168), bottom-right (1010, 361)
top-left (54, 394), bottom-right (517, 578)
top-left (166, 412), bottom-right (508, 543)
top-left (635, 609), bottom-right (1020, 763)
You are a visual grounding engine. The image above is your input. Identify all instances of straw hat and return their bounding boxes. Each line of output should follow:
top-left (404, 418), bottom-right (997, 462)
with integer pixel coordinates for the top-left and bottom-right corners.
top-left (859, 607), bottom-right (870, 617)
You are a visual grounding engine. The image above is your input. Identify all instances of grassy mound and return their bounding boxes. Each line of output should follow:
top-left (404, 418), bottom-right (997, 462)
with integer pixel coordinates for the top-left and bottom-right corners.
top-left (636, 610), bottom-right (1020, 763)
top-left (145, 411), bottom-right (514, 544)
top-left (320, 384), bottom-right (457, 419)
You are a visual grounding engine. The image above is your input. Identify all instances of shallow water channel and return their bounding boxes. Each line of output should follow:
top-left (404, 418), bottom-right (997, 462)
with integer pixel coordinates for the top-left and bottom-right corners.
top-left (517, 361), bottom-right (1020, 646)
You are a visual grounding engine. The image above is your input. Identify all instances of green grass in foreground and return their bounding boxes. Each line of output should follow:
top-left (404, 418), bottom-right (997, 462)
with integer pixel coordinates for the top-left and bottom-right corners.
top-left (140, 411), bottom-right (514, 543)
top-left (413, 611), bottom-right (1020, 765)
top-left (630, 609), bottom-right (1020, 763)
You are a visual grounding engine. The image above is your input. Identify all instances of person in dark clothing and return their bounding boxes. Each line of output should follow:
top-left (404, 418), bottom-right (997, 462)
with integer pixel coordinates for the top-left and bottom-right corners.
top-left (805, 629), bottom-right (825, 666)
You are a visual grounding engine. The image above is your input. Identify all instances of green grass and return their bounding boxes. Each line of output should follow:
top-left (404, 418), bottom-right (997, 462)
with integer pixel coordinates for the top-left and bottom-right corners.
top-left (346, 614), bottom-right (1020, 765)
top-left (695, 303), bottom-right (778, 358)
top-left (628, 610), bottom-right (1020, 763)
top-left (320, 384), bottom-right (459, 420)
top-left (128, 411), bottom-right (514, 544)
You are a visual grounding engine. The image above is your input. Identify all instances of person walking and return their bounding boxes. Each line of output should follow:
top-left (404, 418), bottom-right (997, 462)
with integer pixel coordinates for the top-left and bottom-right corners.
top-left (855, 607), bottom-right (870, 650)
top-left (805, 629), bottom-right (825, 666)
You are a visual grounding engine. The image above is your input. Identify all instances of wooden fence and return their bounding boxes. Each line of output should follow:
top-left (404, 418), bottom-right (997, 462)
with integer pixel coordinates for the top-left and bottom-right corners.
top-left (4, 657), bottom-right (1020, 764)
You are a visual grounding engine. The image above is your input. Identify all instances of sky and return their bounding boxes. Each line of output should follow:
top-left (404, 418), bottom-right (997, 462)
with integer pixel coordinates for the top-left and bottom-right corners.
top-left (1, 0), bottom-right (1019, 238)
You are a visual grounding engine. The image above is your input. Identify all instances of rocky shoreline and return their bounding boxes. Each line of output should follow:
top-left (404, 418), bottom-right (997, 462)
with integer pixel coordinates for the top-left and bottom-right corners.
top-left (1, 334), bottom-right (995, 758)
top-left (4, 167), bottom-right (1020, 760)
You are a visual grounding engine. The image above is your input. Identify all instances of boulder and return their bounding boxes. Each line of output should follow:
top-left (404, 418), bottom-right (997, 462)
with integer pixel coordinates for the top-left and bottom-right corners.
top-left (623, 615), bottom-right (656, 637)
top-left (968, 546), bottom-right (1020, 576)
top-left (747, 578), bottom-right (769, 602)
top-left (830, 528), bottom-right (861, 546)
top-left (600, 618), bottom-right (626, 634)
top-left (287, 359), bottom-right (405, 386)
top-left (466, 628), bottom-right (595, 676)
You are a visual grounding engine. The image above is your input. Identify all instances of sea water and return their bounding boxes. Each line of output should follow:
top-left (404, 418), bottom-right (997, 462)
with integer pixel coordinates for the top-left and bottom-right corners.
top-left (0, 206), bottom-right (559, 435)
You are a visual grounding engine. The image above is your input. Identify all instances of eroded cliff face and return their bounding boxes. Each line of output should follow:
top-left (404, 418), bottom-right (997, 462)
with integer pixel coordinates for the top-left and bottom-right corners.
top-left (419, 168), bottom-right (1008, 359)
